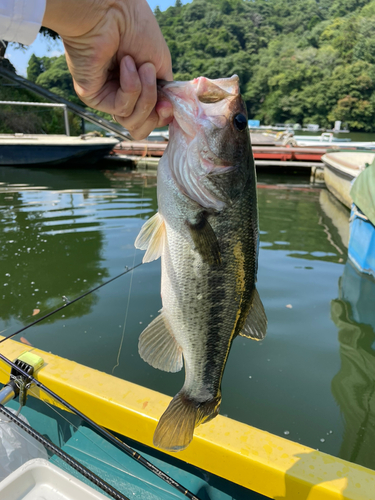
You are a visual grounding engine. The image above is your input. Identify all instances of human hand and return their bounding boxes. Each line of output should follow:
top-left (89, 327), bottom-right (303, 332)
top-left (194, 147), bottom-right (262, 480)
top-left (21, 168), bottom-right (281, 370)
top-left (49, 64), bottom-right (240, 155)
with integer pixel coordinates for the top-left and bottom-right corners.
top-left (42, 0), bottom-right (173, 139)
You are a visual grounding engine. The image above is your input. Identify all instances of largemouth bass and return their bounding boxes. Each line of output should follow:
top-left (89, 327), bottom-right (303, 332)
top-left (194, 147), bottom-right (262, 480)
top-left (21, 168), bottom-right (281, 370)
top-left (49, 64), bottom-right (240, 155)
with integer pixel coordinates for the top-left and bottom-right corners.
top-left (135, 75), bottom-right (267, 452)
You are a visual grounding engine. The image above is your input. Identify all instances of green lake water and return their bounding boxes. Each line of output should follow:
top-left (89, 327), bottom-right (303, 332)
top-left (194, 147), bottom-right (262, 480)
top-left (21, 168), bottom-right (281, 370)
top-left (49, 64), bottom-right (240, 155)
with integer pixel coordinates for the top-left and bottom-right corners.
top-left (0, 165), bottom-right (374, 471)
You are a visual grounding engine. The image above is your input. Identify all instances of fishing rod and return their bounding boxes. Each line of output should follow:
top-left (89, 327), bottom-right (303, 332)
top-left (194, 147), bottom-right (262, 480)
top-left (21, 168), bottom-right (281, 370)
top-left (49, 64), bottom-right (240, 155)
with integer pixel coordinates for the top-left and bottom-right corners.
top-left (0, 404), bottom-right (130, 500)
top-left (0, 262), bottom-right (143, 345)
top-left (0, 351), bottom-right (201, 500)
top-left (0, 166), bottom-right (199, 498)
top-left (0, 233), bottom-right (201, 498)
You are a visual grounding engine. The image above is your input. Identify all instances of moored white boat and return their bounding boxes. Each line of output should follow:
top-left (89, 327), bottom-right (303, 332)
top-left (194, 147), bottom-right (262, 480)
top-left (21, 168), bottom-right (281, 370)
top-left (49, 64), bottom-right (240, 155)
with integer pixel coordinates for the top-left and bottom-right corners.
top-left (0, 134), bottom-right (119, 167)
top-left (322, 150), bottom-right (375, 278)
top-left (294, 132), bottom-right (375, 148)
top-left (321, 151), bottom-right (375, 208)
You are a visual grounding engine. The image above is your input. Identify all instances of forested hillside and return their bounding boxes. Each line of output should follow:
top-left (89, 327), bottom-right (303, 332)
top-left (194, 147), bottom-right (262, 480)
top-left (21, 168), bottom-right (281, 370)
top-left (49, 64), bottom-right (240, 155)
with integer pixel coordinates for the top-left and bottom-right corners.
top-left (156, 0), bottom-right (375, 130)
top-left (13, 0), bottom-right (375, 131)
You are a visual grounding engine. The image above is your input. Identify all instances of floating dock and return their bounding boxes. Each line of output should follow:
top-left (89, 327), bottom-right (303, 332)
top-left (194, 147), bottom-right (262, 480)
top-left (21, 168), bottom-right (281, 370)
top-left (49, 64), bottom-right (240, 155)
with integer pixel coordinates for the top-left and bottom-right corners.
top-left (113, 141), bottom-right (327, 162)
top-left (110, 141), bottom-right (327, 180)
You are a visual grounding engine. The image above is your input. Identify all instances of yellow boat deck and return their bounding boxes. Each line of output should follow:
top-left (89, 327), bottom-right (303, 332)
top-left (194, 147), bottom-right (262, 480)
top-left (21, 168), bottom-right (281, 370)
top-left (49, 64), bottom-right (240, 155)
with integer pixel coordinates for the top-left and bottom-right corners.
top-left (0, 337), bottom-right (374, 500)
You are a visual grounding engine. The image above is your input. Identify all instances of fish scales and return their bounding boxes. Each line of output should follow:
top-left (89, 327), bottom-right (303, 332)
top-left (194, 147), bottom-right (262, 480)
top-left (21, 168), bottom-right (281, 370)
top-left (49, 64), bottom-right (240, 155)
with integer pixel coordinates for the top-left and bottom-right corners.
top-left (162, 196), bottom-right (257, 397)
top-left (135, 75), bottom-right (267, 451)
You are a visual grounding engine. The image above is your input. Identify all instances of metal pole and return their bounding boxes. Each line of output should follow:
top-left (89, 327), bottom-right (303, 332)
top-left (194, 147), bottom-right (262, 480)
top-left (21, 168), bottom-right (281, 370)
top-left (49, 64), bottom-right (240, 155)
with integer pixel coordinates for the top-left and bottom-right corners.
top-left (0, 384), bottom-right (16, 405)
top-left (0, 101), bottom-right (66, 108)
top-left (63, 105), bottom-right (70, 136)
top-left (0, 68), bottom-right (131, 140)
top-left (0, 101), bottom-right (72, 135)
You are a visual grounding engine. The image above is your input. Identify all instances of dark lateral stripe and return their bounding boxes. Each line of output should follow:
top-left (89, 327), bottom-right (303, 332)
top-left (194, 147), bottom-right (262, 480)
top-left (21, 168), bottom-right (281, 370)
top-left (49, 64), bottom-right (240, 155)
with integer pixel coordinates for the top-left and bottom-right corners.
top-left (202, 269), bottom-right (228, 394)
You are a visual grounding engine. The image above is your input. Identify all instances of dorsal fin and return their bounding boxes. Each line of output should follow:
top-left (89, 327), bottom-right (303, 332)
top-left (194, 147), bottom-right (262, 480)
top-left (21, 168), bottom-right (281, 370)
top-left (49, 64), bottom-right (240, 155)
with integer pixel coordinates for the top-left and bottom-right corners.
top-left (240, 288), bottom-right (267, 341)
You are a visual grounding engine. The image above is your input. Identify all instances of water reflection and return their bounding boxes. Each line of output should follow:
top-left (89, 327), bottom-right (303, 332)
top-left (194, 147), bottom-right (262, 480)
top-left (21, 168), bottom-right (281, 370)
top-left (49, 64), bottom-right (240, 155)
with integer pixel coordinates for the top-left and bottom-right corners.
top-left (2, 167), bottom-right (375, 467)
top-left (0, 188), bottom-right (108, 324)
top-left (331, 260), bottom-right (375, 470)
top-left (318, 188), bottom-right (375, 468)
top-left (0, 167), bottom-right (157, 330)
top-left (319, 189), bottom-right (350, 252)
top-left (257, 181), bottom-right (346, 263)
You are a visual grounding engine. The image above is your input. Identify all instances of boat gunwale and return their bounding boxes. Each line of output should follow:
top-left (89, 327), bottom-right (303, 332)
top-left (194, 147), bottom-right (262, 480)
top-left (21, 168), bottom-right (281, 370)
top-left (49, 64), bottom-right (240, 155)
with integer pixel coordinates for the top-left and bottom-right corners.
top-left (0, 338), bottom-right (374, 500)
top-left (323, 161), bottom-right (356, 181)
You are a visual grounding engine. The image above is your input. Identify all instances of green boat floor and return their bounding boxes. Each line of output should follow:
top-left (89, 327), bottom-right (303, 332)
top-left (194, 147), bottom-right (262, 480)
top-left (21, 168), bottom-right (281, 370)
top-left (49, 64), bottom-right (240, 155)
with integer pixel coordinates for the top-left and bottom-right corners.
top-left (4, 395), bottom-right (266, 500)
top-left (6, 396), bottom-right (81, 448)
top-left (50, 425), bottom-right (266, 500)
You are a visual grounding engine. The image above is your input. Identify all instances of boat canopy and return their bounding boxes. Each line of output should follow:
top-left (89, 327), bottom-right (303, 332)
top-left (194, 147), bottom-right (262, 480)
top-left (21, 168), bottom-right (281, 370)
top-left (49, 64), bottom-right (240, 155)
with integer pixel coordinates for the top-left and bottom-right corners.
top-left (350, 162), bottom-right (375, 226)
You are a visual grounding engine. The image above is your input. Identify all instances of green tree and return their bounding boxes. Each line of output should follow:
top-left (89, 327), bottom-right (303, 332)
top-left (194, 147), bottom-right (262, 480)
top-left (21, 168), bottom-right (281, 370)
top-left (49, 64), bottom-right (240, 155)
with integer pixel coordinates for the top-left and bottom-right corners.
top-left (16, 0), bottom-right (375, 131)
top-left (26, 54), bottom-right (56, 82)
top-left (27, 54), bottom-right (42, 83)
top-left (35, 55), bottom-right (79, 104)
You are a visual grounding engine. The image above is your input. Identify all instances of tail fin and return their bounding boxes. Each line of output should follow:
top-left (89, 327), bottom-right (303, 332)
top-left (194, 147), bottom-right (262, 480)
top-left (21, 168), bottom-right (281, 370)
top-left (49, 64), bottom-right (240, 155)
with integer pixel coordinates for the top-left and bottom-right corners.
top-left (153, 392), bottom-right (221, 452)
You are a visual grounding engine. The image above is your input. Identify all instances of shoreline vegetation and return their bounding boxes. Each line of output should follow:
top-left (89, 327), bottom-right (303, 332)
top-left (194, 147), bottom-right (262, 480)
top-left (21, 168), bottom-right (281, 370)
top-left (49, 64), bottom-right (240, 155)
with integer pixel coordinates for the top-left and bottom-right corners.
top-left (0, 55), bottom-right (83, 135)
top-left (3, 0), bottom-right (375, 133)
top-left (158, 0), bottom-right (375, 132)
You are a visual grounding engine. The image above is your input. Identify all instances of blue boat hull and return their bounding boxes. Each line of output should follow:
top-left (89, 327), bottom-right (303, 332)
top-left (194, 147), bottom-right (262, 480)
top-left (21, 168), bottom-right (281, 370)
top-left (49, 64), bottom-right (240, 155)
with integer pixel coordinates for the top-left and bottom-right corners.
top-left (348, 206), bottom-right (375, 277)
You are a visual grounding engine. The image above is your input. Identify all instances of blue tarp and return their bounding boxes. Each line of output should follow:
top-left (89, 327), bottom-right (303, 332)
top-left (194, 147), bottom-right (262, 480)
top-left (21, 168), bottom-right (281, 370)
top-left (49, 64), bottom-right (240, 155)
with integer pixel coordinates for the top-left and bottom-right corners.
top-left (248, 119), bottom-right (260, 127)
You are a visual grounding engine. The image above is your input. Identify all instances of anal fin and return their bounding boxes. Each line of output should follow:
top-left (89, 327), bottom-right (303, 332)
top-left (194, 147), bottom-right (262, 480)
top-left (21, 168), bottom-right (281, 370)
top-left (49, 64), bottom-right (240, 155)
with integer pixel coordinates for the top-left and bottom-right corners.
top-left (138, 311), bottom-right (183, 373)
top-left (240, 288), bottom-right (267, 341)
top-left (134, 212), bottom-right (166, 263)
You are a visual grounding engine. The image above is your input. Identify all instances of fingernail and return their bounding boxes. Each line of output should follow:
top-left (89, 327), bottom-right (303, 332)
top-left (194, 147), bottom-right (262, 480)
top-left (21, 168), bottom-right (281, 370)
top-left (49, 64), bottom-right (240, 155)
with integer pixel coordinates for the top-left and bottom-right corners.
top-left (125, 56), bottom-right (136, 72)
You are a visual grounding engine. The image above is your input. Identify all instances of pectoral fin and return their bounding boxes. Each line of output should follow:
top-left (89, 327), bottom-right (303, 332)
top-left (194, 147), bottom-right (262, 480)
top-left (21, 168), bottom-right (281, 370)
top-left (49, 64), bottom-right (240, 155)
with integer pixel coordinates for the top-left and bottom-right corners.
top-left (240, 288), bottom-right (267, 341)
top-left (187, 215), bottom-right (221, 266)
top-left (138, 311), bottom-right (183, 373)
top-left (134, 212), bottom-right (166, 263)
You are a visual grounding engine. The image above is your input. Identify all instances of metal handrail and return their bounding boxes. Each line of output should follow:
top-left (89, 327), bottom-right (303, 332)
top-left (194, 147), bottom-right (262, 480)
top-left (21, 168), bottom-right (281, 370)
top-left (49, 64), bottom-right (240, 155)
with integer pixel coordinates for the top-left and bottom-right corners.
top-left (0, 67), bottom-right (131, 140)
top-left (0, 100), bottom-right (70, 135)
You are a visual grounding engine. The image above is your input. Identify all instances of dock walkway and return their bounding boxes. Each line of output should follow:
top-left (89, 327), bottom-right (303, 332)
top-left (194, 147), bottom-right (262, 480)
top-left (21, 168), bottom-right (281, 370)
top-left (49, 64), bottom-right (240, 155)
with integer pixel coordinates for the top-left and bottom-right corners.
top-left (112, 141), bottom-right (327, 177)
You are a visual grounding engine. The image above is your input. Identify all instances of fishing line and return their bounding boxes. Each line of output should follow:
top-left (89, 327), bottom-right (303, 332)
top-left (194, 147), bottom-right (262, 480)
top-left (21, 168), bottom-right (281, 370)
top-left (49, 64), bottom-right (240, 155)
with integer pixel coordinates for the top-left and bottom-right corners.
top-left (0, 351), bottom-right (201, 500)
top-left (0, 262), bottom-right (143, 345)
top-left (112, 176), bottom-right (146, 375)
top-left (112, 252), bottom-right (136, 375)
top-left (0, 176), bottom-right (201, 499)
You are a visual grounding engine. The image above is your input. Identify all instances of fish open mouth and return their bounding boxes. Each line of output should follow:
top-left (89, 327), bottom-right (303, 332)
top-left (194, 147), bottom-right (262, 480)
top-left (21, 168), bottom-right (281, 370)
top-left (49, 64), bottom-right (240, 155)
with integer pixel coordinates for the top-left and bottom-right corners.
top-left (157, 76), bottom-right (241, 140)
top-left (157, 76), bottom-right (239, 102)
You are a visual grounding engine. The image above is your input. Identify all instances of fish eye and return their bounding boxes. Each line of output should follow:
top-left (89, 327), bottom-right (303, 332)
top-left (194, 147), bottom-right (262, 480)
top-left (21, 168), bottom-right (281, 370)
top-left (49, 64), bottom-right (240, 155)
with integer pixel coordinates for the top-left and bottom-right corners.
top-left (233, 114), bottom-right (247, 131)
